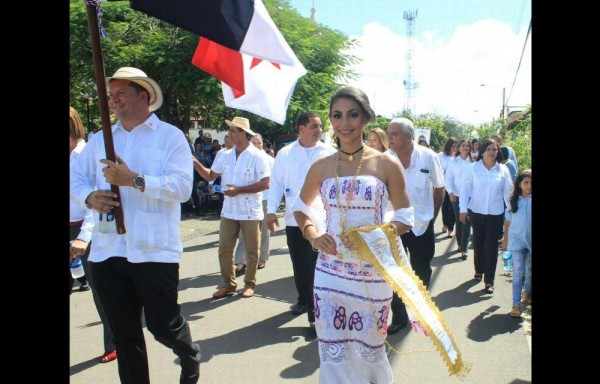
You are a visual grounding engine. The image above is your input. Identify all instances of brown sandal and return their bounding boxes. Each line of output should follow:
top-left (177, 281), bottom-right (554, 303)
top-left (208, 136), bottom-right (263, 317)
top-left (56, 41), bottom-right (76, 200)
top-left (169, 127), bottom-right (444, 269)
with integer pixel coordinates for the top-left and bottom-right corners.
top-left (509, 306), bottom-right (521, 318)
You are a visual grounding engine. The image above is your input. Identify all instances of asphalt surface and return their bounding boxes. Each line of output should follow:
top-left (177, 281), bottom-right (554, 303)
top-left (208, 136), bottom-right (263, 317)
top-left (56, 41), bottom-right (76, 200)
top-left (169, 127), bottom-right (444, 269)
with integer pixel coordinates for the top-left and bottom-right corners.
top-left (70, 211), bottom-right (531, 383)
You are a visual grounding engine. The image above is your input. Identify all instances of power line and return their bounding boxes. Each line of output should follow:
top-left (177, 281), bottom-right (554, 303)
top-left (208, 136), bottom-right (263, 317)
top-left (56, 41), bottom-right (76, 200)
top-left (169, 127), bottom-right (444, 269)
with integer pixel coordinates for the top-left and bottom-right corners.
top-left (505, 18), bottom-right (531, 107)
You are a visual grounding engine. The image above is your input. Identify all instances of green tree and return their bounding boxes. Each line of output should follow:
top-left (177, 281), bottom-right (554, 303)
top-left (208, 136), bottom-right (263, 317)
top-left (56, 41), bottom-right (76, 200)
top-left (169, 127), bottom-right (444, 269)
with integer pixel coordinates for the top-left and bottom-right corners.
top-left (503, 106), bottom-right (532, 169)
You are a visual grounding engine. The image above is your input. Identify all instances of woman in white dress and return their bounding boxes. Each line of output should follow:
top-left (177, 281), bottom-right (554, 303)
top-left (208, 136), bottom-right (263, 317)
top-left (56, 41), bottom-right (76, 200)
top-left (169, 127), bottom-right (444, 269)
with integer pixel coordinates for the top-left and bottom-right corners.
top-left (293, 87), bottom-right (413, 383)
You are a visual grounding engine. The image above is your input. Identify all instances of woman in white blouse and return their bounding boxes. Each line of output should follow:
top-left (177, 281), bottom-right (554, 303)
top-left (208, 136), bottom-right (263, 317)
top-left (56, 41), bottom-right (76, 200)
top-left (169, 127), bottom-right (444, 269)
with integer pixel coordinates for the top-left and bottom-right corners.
top-left (459, 139), bottom-right (513, 293)
top-left (438, 137), bottom-right (458, 237)
top-left (445, 139), bottom-right (474, 260)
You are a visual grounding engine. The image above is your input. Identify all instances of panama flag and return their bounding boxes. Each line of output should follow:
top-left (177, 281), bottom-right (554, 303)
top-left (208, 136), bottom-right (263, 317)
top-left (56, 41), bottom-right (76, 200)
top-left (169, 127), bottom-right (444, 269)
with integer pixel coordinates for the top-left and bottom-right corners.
top-left (131, 0), bottom-right (306, 124)
top-left (192, 37), bottom-right (306, 125)
top-left (130, 0), bottom-right (298, 67)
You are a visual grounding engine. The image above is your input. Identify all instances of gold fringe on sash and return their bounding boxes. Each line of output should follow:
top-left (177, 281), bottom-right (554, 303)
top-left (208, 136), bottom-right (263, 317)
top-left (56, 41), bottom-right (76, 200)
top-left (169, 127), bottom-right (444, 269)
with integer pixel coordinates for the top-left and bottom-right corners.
top-left (343, 223), bottom-right (471, 377)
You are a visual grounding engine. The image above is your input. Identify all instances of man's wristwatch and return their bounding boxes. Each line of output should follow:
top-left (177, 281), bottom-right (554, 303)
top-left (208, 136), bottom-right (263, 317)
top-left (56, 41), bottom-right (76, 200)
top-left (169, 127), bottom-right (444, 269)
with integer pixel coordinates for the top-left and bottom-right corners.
top-left (133, 173), bottom-right (145, 190)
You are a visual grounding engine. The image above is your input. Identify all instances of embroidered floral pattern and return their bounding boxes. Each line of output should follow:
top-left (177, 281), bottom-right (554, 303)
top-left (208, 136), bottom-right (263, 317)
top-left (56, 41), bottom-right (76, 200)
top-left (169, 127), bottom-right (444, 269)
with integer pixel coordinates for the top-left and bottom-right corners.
top-left (334, 306), bottom-right (347, 330)
top-left (349, 311), bottom-right (364, 331)
top-left (314, 293), bottom-right (321, 319)
top-left (329, 184), bottom-right (337, 200)
top-left (377, 305), bottom-right (390, 331)
top-left (365, 186), bottom-right (372, 201)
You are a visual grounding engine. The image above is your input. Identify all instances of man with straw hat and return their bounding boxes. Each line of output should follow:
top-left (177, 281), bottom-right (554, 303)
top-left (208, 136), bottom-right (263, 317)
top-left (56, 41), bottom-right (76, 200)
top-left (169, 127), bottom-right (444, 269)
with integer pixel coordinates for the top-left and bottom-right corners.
top-left (71, 67), bottom-right (201, 384)
top-left (193, 116), bottom-right (270, 299)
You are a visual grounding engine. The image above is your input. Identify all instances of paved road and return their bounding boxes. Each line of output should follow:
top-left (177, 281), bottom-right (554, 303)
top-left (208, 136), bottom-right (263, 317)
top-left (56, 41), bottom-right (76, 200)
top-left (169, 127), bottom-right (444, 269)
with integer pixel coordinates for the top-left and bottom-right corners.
top-left (70, 212), bottom-right (531, 383)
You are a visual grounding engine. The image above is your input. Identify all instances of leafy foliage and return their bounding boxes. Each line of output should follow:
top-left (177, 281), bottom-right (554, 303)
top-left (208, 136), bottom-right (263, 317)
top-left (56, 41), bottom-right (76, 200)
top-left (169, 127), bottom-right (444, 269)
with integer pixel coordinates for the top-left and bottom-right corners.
top-left (503, 106), bottom-right (532, 169)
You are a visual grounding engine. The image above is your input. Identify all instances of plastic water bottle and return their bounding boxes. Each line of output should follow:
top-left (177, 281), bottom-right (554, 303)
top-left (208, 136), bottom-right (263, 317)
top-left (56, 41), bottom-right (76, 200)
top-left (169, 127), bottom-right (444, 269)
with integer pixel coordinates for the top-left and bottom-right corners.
top-left (70, 241), bottom-right (85, 279)
top-left (502, 251), bottom-right (513, 271)
top-left (213, 185), bottom-right (228, 193)
top-left (97, 209), bottom-right (116, 234)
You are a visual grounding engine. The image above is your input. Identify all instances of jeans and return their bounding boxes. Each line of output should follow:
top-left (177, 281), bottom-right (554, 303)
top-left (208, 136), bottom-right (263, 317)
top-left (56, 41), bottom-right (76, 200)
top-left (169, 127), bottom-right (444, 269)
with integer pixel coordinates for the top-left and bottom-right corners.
top-left (512, 248), bottom-right (532, 306)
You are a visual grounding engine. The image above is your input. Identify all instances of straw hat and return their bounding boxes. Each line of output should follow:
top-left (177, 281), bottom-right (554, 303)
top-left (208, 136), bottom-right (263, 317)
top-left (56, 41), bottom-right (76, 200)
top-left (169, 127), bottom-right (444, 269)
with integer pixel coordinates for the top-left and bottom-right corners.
top-left (225, 117), bottom-right (255, 136)
top-left (106, 67), bottom-right (163, 112)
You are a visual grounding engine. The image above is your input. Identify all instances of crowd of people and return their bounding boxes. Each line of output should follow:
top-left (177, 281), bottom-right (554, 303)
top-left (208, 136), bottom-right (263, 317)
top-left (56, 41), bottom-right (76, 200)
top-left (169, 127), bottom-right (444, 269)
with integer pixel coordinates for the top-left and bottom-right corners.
top-left (70, 66), bottom-right (531, 384)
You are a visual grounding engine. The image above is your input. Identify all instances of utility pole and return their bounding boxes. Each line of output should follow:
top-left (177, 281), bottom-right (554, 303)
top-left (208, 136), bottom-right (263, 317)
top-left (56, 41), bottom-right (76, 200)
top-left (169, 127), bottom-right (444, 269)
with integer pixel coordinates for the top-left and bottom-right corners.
top-left (403, 9), bottom-right (418, 115)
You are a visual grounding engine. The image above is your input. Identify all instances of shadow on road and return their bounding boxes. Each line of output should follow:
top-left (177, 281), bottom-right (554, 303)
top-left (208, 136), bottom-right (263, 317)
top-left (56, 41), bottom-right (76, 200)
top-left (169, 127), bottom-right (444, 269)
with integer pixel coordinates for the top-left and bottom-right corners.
top-left (431, 280), bottom-right (493, 311)
top-left (179, 276), bottom-right (298, 319)
top-left (467, 305), bottom-right (523, 342)
top-left (69, 356), bottom-right (102, 376)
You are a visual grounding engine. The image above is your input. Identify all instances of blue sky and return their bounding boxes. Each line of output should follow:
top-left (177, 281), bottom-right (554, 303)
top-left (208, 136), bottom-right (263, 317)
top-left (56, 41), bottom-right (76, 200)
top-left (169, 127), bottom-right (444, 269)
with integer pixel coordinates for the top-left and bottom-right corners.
top-left (286, 0), bottom-right (532, 125)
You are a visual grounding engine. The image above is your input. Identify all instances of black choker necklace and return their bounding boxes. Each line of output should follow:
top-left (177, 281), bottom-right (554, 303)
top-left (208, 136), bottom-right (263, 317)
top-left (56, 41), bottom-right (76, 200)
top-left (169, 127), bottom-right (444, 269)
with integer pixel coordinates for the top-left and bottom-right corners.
top-left (338, 146), bottom-right (364, 161)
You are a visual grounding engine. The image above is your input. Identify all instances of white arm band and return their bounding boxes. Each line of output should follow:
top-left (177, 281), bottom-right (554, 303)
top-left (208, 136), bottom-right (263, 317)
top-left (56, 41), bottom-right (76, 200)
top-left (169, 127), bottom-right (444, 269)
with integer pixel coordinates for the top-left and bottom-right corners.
top-left (291, 196), bottom-right (326, 235)
top-left (391, 206), bottom-right (414, 227)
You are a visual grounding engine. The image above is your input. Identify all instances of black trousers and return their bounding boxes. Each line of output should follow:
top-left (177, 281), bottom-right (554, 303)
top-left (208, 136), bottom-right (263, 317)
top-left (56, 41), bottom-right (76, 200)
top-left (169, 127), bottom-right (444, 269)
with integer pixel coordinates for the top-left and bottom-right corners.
top-left (286, 226), bottom-right (319, 322)
top-left (468, 210), bottom-right (504, 285)
top-left (390, 220), bottom-right (435, 325)
top-left (441, 190), bottom-right (455, 231)
top-left (93, 257), bottom-right (201, 384)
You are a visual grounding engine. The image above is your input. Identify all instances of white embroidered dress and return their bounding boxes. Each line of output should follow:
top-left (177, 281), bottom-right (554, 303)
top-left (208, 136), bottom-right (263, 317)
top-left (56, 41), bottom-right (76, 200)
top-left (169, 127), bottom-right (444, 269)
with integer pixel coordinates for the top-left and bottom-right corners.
top-left (315, 175), bottom-right (402, 384)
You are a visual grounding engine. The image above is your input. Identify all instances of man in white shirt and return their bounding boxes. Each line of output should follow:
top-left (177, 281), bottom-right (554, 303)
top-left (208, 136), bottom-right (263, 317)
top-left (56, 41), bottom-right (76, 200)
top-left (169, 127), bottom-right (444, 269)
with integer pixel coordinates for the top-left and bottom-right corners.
top-left (234, 133), bottom-right (274, 271)
top-left (266, 112), bottom-right (336, 326)
top-left (385, 117), bottom-right (445, 334)
top-left (70, 67), bottom-right (201, 384)
top-left (193, 117), bottom-right (270, 299)
top-left (491, 134), bottom-right (518, 169)
top-left (209, 134), bottom-right (233, 213)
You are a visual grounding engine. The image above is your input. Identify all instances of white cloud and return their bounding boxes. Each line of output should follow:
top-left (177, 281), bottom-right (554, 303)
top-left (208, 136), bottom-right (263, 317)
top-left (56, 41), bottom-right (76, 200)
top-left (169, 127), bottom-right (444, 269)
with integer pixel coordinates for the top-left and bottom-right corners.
top-left (343, 20), bottom-right (531, 125)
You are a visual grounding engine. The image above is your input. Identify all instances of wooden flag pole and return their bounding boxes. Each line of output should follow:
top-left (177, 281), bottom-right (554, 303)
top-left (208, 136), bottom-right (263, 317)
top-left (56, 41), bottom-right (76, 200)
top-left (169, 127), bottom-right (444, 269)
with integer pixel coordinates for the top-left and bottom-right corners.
top-left (85, 2), bottom-right (126, 234)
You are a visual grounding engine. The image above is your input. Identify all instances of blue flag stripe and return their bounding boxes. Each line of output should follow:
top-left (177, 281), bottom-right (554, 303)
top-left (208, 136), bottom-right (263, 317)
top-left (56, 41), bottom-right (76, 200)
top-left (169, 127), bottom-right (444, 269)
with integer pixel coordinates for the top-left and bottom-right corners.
top-left (130, 0), bottom-right (254, 51)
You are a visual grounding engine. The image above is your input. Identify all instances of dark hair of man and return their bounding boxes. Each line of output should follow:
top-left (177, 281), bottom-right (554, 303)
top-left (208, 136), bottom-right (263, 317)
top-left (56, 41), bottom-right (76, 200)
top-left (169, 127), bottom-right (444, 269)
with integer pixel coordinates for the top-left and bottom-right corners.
top-left (297, 112), bottom-right (320, 128)
top-left (509, 169), bottom-right (532, 213)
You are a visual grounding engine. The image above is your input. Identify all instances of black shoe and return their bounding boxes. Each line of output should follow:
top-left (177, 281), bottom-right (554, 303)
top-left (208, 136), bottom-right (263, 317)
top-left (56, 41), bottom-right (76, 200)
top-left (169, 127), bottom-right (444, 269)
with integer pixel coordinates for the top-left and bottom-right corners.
top-left (79, 282), bottom-right (91, 292)
top-left (387, 321), bottom-right (408, 335)
top-left (180, 348), bottom-right (201, 384)
top-left (235, 265), bottom-right (246, 277)
top-left (180, 368), bottom-right (199, 384)
top-left (292, 304), bottom-right (308, 316)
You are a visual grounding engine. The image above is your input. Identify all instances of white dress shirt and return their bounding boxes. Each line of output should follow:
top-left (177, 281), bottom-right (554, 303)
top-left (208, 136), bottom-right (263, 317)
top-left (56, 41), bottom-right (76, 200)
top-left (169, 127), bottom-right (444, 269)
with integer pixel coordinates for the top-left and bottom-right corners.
top-left (70, 139), bottom-right (94, 243)
top-left (459, 160), bottom-right (513, 215)
top-left (387, 145), bottom-right (445, 236)
top-left (445, 156), bottom-right (474, 197)
top-left (437, 152), bottom-right (453, 174)
top-left (70, 114), bottom-right (193, 263)
top-left (211, 143), bottom-right (270, 220)
top-left (259, 151), bottom-right (275, 201)
top-left (267, 140), bottom-right (336, 227)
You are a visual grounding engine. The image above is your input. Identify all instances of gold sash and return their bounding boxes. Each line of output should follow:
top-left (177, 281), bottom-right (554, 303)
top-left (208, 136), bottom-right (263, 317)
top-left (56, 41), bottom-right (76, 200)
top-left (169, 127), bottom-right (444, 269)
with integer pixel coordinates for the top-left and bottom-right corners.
top-left (343, 223), bottom-right (470, 377)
